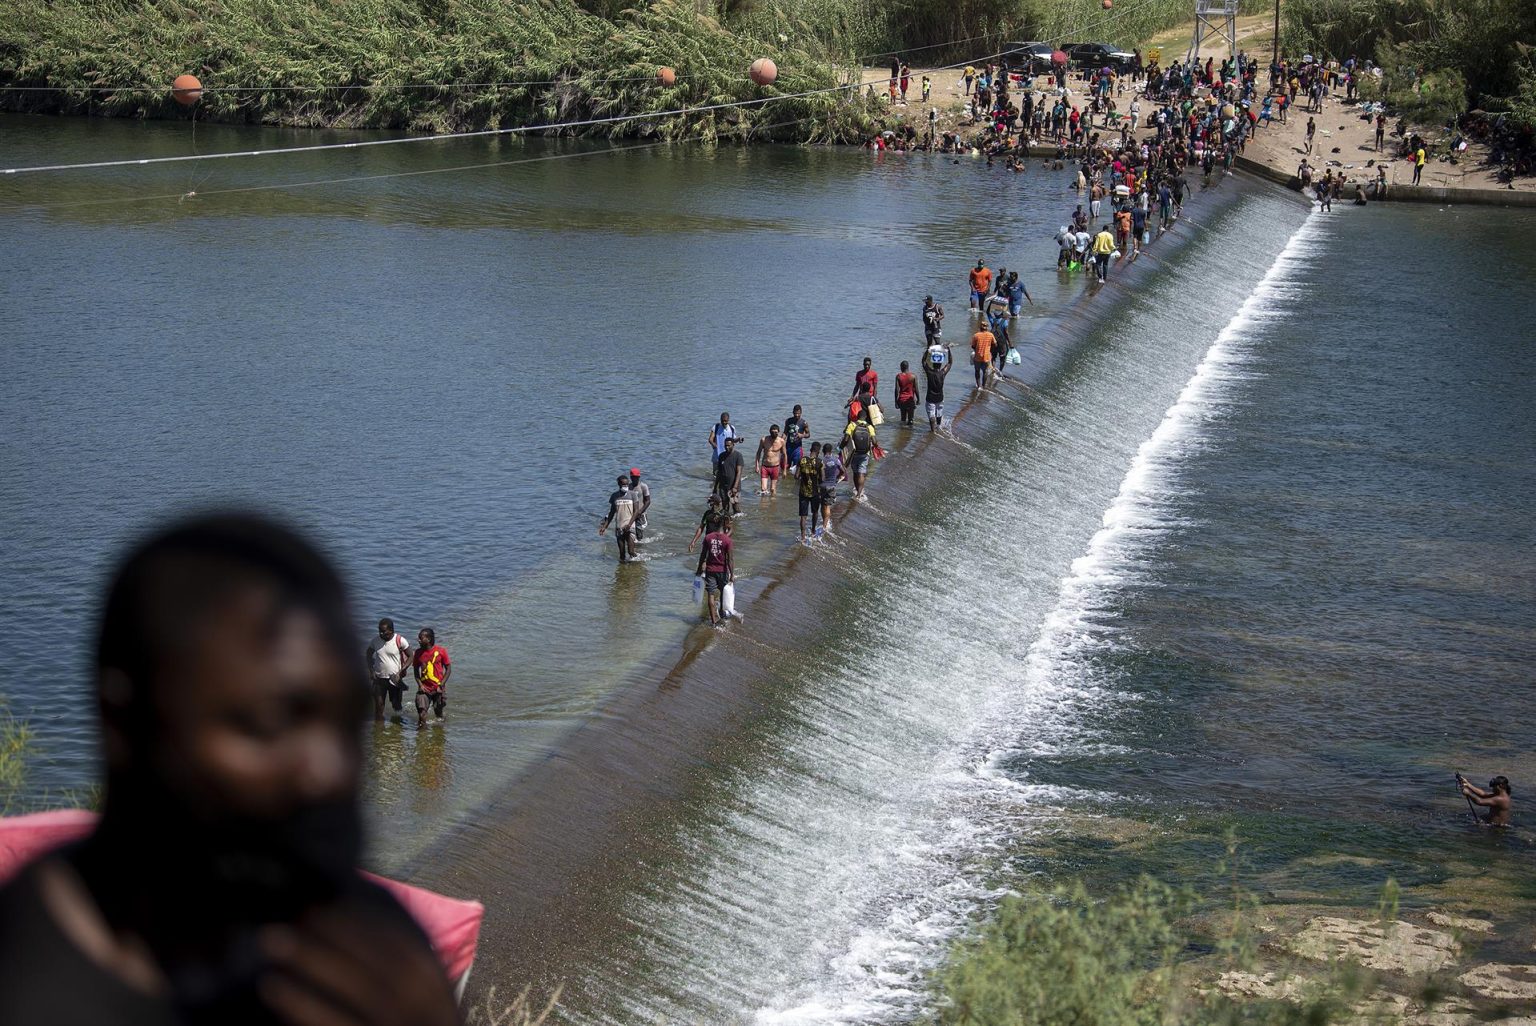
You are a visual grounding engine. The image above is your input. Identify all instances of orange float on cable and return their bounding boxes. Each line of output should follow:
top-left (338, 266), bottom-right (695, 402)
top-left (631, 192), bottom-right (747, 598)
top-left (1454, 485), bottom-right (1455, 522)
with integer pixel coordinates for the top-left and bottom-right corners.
top-left (749, 58), bottom-right (777, 86)
top-left (1102, 0), bottom-right (1113, 7)
top-left (657, 66), bottom-right (677, 86)
top-left (171, 74), bottom-right (203, 105)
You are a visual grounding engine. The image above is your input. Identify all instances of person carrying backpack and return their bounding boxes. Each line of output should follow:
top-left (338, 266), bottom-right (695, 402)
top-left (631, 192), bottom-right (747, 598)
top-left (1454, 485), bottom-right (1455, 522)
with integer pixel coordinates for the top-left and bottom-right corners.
top-left (840, 411), bottom-right (878, 500)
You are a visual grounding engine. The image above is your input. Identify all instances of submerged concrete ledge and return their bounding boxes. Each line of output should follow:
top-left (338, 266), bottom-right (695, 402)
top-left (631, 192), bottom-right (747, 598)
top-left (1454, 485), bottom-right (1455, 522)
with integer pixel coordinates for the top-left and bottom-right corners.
top-left (405, 172), bottom-right (1302, 1002)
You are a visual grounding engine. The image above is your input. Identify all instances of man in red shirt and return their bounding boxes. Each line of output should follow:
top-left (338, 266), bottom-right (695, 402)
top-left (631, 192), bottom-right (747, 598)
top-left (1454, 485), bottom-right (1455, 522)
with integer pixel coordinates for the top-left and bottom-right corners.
top-left (412, 627), bottom-right (452, 725)
top-left (852, 356), bottom-right (879, 401)
top-left (693, 521), bottom-right (734, 627)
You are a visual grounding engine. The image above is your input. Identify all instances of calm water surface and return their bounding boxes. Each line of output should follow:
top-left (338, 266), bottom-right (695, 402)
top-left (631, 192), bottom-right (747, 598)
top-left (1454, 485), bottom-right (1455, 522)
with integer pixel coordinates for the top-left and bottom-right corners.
top-left (0, 113), bottom-right (1084, 851)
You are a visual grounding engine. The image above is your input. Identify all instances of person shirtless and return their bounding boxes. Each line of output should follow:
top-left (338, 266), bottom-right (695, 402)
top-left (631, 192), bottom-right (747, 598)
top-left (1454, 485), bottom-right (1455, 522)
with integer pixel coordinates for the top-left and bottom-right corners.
top-left (1459, 774), bottom-right (1513, 826)
top-left (755, 424), bottom-right (787, 497)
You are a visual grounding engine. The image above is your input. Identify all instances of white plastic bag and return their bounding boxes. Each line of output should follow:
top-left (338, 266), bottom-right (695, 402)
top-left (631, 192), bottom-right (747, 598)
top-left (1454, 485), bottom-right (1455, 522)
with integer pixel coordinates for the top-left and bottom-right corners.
top-left (721, 582), bottom-right (738, 619)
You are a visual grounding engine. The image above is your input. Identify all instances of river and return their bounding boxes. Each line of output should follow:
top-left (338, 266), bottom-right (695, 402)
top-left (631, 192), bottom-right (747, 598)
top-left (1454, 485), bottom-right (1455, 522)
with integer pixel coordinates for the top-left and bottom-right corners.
top-left (2, 113), bottom-right (1532, 1024)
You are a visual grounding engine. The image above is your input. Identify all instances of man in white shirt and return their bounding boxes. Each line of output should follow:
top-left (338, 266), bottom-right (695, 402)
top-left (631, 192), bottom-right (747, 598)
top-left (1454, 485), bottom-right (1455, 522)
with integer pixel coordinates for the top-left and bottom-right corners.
top-left (1130, 98), bottom-right (1142, 132)
top-left (366, 617), bottom-right (412, 721)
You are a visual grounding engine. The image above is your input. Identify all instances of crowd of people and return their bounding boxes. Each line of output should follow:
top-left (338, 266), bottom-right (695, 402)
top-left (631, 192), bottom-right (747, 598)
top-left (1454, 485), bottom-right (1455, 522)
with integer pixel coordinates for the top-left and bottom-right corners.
top-left (595, 55), bottom-right (1317, 626)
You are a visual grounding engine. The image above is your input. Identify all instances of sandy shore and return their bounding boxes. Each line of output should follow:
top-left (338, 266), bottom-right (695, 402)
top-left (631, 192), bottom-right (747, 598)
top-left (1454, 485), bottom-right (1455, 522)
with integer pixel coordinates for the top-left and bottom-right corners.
top-left (1239, 92), bottom-right (1534, 196)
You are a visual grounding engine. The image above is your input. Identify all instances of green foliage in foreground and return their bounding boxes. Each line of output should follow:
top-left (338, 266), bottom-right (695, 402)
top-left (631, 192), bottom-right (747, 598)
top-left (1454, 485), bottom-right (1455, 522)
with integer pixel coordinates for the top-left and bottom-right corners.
top-left (1280, 0), bottom-right (1536, 125)
top-left (0, 0), bottom-right (1221, 138)
top-left (0, 699), bottom-right (33, 814)
top-left (934, 876), bottom-right (1377, 1026)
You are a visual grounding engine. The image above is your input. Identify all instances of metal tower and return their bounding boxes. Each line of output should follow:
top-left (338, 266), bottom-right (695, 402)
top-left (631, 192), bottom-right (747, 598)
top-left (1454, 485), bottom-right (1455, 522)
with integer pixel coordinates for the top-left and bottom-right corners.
top-left (1188, 0), bottom-right (1238, 63)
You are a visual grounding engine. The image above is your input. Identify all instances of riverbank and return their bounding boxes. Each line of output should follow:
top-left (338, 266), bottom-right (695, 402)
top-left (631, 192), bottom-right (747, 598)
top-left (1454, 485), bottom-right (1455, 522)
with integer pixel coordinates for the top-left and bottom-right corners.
top-left (1237, 91), bottom-right (1536, 206)
top-left (403, 170), bottom-right (1292, 1006)
top-left (1002, 815), bottom-right (1536, 1026)
top-left (0, 0), bottom-right (882, 143)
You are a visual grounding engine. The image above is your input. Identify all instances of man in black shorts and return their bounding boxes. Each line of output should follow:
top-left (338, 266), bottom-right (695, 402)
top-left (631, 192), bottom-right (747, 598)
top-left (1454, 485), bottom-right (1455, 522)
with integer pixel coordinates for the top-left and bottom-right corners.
top-left (694, 520), bottom-right (734, 627)
top-left (797, 441), bottom-right (825, 542)
top-left (366, 617), bottom-right (411, 721)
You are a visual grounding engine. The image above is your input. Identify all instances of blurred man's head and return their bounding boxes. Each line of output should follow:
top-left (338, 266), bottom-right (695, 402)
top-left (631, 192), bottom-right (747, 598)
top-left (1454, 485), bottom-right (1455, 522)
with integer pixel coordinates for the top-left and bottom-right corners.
top-left (92, 514), bottom-right (365, 915)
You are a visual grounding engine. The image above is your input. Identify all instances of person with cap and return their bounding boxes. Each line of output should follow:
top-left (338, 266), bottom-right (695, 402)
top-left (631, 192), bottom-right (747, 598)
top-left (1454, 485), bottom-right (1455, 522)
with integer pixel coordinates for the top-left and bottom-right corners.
top-left (598, 473), bottom-right (639, 563)
top-left (627, 467), bottom-right (651, 542)
top-left (687, 493), bottom-right (727, 553)
top-left (968, 259), bottom-right (993, 313)
top-left (1458, 774), bottom-right (1513, 827)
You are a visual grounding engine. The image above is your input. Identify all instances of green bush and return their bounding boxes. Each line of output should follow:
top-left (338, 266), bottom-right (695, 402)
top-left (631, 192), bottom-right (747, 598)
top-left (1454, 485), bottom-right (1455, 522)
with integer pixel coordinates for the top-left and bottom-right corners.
top-left (936, 878), bottom-right (1195, 1026)
top-left (0, 699), bottom-right (32, 815)
top-left (0, 0), bottom-right (881, 140)
top-left (1281, 0), bottom-right (1536, 122)
top-left (933, 871), bottom-right (1388, 1026)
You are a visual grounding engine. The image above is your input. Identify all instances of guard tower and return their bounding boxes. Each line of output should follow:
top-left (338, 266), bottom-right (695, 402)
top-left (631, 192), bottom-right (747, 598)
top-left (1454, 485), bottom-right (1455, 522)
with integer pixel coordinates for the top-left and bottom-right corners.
top-left (1188, 0), bottom-right (1238, 63)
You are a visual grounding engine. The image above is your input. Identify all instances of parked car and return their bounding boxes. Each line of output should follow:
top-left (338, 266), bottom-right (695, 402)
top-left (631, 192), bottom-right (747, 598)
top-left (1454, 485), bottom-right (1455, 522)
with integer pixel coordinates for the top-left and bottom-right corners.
top-left (1065, 42), bottom-right (1136, 72)
top-left (1000, 41), bottom-right (1055, 77)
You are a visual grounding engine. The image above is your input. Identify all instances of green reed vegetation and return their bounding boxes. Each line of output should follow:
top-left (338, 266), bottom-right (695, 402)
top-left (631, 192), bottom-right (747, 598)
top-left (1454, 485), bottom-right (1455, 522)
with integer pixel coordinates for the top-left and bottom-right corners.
top-left (0, 699), bottom-right (32, 815)
top-left (1281, 0), bottom-right (1536, 126)
top-left (933, 873), bottom-right (1429, 1026)
top-left (2, 0), bottom-right (1212, 140)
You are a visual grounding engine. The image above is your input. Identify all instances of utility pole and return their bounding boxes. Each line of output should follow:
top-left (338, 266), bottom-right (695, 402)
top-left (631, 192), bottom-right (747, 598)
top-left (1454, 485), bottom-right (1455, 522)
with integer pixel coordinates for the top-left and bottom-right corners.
top-left (1273, 0), bottom-right (1281, 61)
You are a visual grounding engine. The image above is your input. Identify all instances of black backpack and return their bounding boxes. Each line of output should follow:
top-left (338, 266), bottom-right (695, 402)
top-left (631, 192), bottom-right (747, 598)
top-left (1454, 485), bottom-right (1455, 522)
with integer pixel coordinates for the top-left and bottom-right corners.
top-left (851, 424), bottom-right (873, 453)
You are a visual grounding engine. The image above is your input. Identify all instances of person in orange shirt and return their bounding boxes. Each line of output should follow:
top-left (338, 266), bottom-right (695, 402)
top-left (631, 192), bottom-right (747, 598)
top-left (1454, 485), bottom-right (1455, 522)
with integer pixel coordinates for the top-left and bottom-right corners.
top-left (971, 325), bottom-right (995, 389)
top-left (1114, 207), bottom-right (1133, 251)
top-left (968, 259), bottom-right (993, 312)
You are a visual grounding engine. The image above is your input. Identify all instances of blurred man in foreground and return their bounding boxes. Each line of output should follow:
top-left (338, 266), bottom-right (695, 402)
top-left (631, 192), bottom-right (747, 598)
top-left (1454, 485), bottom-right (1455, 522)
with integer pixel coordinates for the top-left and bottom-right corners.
top-left (0, 514), bottom-right (458, 1025)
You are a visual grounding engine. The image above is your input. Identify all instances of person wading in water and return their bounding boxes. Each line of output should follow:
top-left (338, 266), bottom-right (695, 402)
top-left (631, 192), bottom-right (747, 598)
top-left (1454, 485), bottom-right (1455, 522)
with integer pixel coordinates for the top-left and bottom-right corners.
top-left (1458, 774), bottom-right (1513, 826)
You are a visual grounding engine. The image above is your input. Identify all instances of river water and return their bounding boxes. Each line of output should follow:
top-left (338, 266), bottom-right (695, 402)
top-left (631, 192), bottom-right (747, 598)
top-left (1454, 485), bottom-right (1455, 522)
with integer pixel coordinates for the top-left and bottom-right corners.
top-left (3, 114), bottom-right (1533, 1023)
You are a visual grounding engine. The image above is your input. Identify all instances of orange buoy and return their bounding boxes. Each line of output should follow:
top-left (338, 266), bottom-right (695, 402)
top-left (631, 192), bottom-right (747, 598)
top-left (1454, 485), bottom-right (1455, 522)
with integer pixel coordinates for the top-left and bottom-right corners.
top-left (171, 74), bottom-right (203, 105)
top-left (1102, 0), bottom-right (1112, 7)
top-left (657, 66), bottom-right (677, 86)
top-left (749, 58), bottom-right (778, 86)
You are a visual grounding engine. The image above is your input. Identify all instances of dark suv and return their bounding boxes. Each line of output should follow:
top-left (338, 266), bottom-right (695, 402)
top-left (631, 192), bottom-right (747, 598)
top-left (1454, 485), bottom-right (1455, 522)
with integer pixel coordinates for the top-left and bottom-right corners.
top-left (1000, 41), bottom-right (1054, 77)
top-left (1065, 42), bottom-right (1136, 72)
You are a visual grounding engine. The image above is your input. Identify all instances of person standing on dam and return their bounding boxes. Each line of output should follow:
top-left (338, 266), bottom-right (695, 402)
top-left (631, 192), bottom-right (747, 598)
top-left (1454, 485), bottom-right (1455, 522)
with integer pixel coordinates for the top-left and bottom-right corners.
top-left (598, 472), bottom-right (639, 563)
top-left (1092, 224), bottom-right (1117, 283)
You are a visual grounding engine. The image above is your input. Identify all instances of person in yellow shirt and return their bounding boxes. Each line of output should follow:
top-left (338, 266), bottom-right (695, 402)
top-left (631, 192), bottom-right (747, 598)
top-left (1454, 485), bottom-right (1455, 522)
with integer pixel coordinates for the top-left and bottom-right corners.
top-left (1413, 145), bottom-right (1426, 185)
top-left (964, 65), bottom-right (977, 95)
top-left (1091, 225), bottom-right (1117, 282)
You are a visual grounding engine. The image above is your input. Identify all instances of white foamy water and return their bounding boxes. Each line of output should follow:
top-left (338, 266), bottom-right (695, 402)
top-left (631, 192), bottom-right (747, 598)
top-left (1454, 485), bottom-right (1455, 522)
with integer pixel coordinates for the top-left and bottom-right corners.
top-left (557, 198), bottom-right (1316, 1026)
top-left (1025, 211), bottom-right (1326, 696)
